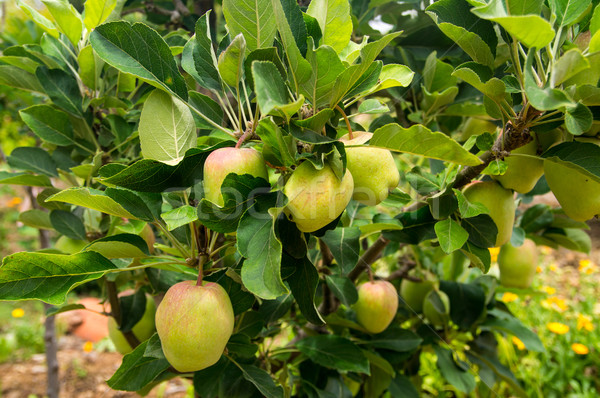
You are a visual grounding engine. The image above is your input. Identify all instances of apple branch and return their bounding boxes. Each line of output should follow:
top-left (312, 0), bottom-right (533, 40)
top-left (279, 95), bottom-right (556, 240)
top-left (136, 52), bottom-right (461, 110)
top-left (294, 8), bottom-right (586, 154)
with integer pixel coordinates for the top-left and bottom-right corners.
top-left (106, 280), bottom-right (141, 349)
top-left (348, 236), bottom-right (391, 282)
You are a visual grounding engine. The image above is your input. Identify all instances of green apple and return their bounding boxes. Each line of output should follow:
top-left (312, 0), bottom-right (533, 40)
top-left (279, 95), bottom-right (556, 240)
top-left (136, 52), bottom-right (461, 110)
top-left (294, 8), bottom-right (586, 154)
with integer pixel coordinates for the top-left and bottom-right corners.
top-left (399, 278), bottom-right (436, 313)
top-left (493, 138), bottom-right (543, 194)
top-left (156, 281), bottom-right (234, 372)
top-left (108, 294), bottom-right (156, 354)
top-left (423, 290), bottom-right (450, 327)
top-left (459, 118), bottom-right (498, 141)
top-left (55, 236), bottom-right (87, 254)
top-left (283, 162), bottom-right (354, 232)
top-left (203, 147), bottom-right (269, 206)
top-left (353, 280), bottom-right (399, 334)
top-left (463, 180), bottom-right (516, 247)
top-left (497, 239), bottom-right (538, 289)
top-left (339, 131), bottom-right (400, 205)
top-left (544, 159), bottom-right (600, 221)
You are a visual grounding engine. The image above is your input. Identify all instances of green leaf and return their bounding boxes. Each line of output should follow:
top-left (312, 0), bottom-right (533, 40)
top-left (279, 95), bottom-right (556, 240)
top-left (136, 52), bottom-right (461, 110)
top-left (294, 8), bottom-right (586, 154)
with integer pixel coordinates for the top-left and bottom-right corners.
top-left (90, 21), bottom-right (188, 100)
top-left (549, 0), bottom-right (592, 27)
top-left (138, 90), bottom-right (195, 166)
top-left (78, 45), bottom-right (103, 91)
top-left (223, 0), bottom-right (276, 52)
top-left (435, 219), bottom-right (469, 254)
top-left (364, 328), bottom-right (423, 352)
top-left (244, 47), bottom-right (287, 87)
top-left (0, 65), bottom-right (43, 93)
top-left (461, 241), bottom-right (491, 273)
top-left (84, 0), bottom-right (117, 31)
top-left (565, 102), bottom-right (593, 135)
top-left (421, 86), bottom-right (459, 113)
top-left (107, 339), bottom-right (171, 391)
top-left (542, 142), bottom-right (600, 183)
top-left (454, 189), bottom-right (488, 219)
top-left (253, 61), bottom-right (303, 121)
top-left (551, 48), bottom-right (590, 87)
top-left (36, 67), bottom-right (83, 116)
top-left (462, 214), bottom-right (498, 248)
top-left (105, 188), bottom-right (162, 222)
top-left (84, 234), bottom-right (150, 258)
top-left (0, 55), bottom-right (39, 74)
top-left (188, 91), bottom-right (224, 130)
top-left (226, 334), bottom-right (258, 358)
top-left (325, 275), bottom-right (358, 307)
top-left (285, 254), bottom-right (324, 325)
top-left (17, 0), bottom-right (59, 37)
top-left (0, 171), bottom-right (52, 187)
top-left (50, 210), bottom-right (86, 240)
top-left (181, 12), bottom-right (221, 91)
top-left (193, 357), bottom-right (228, 398)
top-left (433, 345), bottom-right (476, 394)
top-left (161, 205), bottom-right (198, 231)
top-left (0, 251), bottom-right (117, 305)
top-left (320, 227), bottom-right (361, 275)
top-left (271, 0), bottom-right (312, 88)
top-left (42, 0), bottom-right (83, 46)
top-left (370, 123), bottom-right (483, 166)
top-left (239, 363), bottom-right (284, 398)
top-left (280, 0), bottom-right (308, 55)
top-left (452, 63), bottom-right (505, 102)
top-left (300, 42), bottom-right (345, 108)
top-left (218, 34), bottom-right (246, 88)
top-left (46, 187), bottom-right (136, 219)
top-left (238, 208), bottom-right (288, 300)
top-left (306, 0), bottom-right (352, 53)
top-left (197, 174), bottom-right (273, 233)
top-left (19, 209), bottom-right (53, 230)
top-left (440, 280), bottom-right (486, 329)
top-left (366, 64), bottom-right (414, 95)
top-left (483, 309), bottom-right (545, 352)
top-left (296, 335), bottom-right (370, 374)
top-left (426, 0), bottom-right (496, 68)
top-left (471, 0), bottom-right (555, 48)
top-left (383, 206), bottom-right (436, 244)
top-left (45, 303), bottom-right (86, 316)
top-left (358, 99), bottom-right (389, 114)
top-left (389, 374), bottom-right (419, 398)
top-left (7, 147), bottom-right (58, 177)
top-left (255, 118), bottom-right (296, 167)
top-left (99, 143), bottom-right (230, 192)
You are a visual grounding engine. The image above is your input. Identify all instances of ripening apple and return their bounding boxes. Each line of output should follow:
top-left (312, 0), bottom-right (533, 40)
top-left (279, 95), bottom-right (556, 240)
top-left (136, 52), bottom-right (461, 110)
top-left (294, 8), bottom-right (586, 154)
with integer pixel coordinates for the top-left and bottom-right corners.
top-left (108, 294), bottom-right (156, 354)
top-left (155, 281), bottom-right (234, 372)
top-left (339, 131), bottom-right (400, 205)
top-left (399, 278), bottom-right (436, 313)
top-left (544, 159), bottom-right (600, 221)
top-left (203, 147), bottom-right (269, 206)
top-left (463, 180), bottom-right (516, 246)
top-left (497, 239), bottom-right (538, 289)
top-left (353, 280), bottom-right (399, 334)
top-left (493, 137), bottom-right (543, 194)
top-left (423, 290), bottom-right (450, 327)
top-left (283, 162), bottom-right (354, 232)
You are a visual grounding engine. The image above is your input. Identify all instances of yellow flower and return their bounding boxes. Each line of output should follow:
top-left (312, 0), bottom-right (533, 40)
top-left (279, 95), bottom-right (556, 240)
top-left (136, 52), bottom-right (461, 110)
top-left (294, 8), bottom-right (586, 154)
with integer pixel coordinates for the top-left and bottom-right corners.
top-left (512, 336), bottom-right (525, 350)
top-left (549, 263), bottom-right (558, 272)
top-left (547, 322), bottom-right (569, 334)
top-left (577, 314), bottom-right (594, 332)
top-left (6, 197), bottom-right (22, 208)
top-left (541, 286), bottom-right (556, 295)
top-left (489, 247), bottom-right (500, 262)
top-left (83, 341), bottom-right (94, 352)
top-left (571, 343), bottom-right (589, 355)
top-left (501, 292), bottom-right (519, 303)
top-left (579, 259), bottom-right (591, 269)
top-left (542, 297), bottom-right (568, 312)
top-left (11, 308), bottom-right (25, 318)
top-left (540, 246), bottom-right (553, 255)
top-left (536, 266), bottom-right (542, 273)
top-left (579, 259), bottom-right (597, 274)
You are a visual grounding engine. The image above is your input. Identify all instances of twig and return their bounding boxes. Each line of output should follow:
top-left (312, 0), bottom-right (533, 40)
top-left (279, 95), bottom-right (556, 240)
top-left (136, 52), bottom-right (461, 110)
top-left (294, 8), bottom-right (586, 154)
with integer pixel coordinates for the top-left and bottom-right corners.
top-left (106, 280), bottom-right (141, 349)
top-left (317, 240), bottom-right (336, 315)
top-left (348, 236), bottom-right (391, 282)
top-left (386, 257), bottom-right (419, 281)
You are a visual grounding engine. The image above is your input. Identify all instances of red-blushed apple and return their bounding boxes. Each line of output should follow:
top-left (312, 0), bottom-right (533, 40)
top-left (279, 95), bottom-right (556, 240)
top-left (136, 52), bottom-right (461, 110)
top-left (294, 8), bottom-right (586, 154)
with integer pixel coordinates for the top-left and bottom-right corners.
top-left (353, 280), bottom-right (398, 334)
top-left (462, 180), bottom-right (516, 247)
top-left (423, 289), bottom-right (450, 327)
top-left (544, 159), bottom-right (600, 221)
top-left (339, 131), bottom-right (400, 205)
top-left (399, 278), bottom-right (436, 313)
top-left (283, 162), bottom-right (354, 232)
top-left (203, 147), bottom-right (268, 206)
top-left (498, 239), bottom-right (538, 289)
top-left (155, 281), bottom-right (234, 372)
top-left (108, 294), bottom-right (156, 354)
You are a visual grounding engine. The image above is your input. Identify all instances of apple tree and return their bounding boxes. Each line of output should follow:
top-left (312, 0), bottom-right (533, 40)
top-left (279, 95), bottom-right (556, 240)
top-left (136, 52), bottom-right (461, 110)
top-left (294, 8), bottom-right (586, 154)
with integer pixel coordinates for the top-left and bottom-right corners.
top-left (0, 0), bottom-right (598, 396)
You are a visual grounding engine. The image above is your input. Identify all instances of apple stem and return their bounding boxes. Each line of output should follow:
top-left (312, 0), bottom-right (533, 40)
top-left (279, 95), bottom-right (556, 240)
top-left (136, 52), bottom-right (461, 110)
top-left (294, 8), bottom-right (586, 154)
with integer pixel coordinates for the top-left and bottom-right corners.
top-left (235, 129), bottom-right (252, 149)
top-left (196, 255), bottom-right (207, 286)
top-left (367, 267), bottom-right (375, 283)
top-left (335, 105), bottom-right (353, 140)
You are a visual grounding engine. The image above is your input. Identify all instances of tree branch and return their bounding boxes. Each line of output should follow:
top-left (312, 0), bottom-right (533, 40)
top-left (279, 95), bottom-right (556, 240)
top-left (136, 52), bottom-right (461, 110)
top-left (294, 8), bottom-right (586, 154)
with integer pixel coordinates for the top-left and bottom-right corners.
top-left (106, 280), bottom-right (141, 349)
top-left (348, 236), bottom-right (391, 282)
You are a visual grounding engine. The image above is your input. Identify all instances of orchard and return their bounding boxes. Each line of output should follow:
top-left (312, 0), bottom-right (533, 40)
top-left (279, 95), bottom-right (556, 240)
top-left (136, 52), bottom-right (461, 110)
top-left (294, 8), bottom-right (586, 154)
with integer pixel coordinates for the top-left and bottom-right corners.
top-left (0, 0), bottom-right (599, 396)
